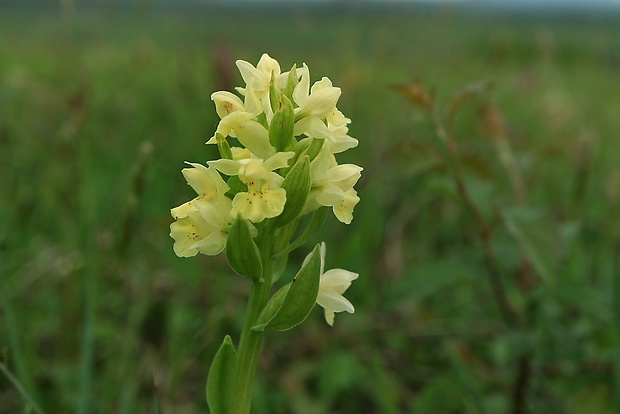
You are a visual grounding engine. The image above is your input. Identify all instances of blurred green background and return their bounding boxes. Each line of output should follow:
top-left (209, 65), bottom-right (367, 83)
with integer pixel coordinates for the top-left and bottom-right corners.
top-left (1, 2), bottom-right (619, 413)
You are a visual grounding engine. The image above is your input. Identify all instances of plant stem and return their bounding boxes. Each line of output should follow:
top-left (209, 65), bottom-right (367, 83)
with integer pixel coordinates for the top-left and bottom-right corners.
top-left (434, 117), bottom-right (519, 327)
top-left (230, 281), bottom-right (268, 414)
top-left (511, 356), bottom-right (531, 414)
top-left (230, 223), bottom-right (275, 414)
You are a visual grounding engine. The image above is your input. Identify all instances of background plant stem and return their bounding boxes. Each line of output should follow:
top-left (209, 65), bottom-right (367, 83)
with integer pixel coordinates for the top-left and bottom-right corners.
top-left (614, 238), bottom-right (620, 414)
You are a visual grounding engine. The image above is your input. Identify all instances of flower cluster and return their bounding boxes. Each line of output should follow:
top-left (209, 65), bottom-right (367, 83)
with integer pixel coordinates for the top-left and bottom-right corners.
top-left (170, 54), bottom-right (362, 258)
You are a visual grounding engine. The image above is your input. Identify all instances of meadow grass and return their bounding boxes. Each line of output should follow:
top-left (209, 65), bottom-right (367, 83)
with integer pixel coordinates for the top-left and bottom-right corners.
top-left (1, 4), bottom-right (619, 413)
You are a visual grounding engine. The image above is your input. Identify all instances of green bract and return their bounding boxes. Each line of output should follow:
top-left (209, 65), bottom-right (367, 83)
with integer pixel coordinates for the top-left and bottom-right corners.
top-left (252, 243), bottom-right (322, 332)
top-left (226, 216), bottom-right (262, 281)
top-left (274, 156), bottom-right (311, 227)
top-left (206, 335), bottom-right (236, 414)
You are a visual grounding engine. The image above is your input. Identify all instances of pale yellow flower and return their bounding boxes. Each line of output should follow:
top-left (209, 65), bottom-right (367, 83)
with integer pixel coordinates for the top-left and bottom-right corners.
top-left (293, 117), bottom-right (358, 154)
top-left (170, 163), bottom-right (232, 257)
top-left (293, 65), bottom-right (341, 119)
top-left (170, 202), bottom-right (230, 257)
top-left (291, 66), bottom-right (356, 153)
top-left (305, 243), bottom-right (358, 326)
top-left (235, 53), bottom-right (291, 120)
top-left (170, 162), bottom-right (229, 219)
top-left (303, 147), bottom-right (362, 224)
top-left (209, 152), bottom-right (294, 223)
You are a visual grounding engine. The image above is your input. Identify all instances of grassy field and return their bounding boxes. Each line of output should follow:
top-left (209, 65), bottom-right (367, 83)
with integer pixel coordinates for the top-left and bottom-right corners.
top-left (1, 3), bottom-right (620, 413)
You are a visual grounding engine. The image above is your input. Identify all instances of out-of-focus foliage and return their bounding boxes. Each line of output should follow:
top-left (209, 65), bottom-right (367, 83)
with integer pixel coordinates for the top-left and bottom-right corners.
top-left (1, 4), bottom-right (619, 413)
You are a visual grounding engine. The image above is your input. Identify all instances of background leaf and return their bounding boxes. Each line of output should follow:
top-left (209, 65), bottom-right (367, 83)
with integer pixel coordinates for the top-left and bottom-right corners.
top-left (502, 206), bottom-right (564, 283)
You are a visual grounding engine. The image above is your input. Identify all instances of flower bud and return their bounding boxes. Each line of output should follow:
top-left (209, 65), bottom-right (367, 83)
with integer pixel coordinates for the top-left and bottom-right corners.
top-left (268, 95), bottom-right (295, 152)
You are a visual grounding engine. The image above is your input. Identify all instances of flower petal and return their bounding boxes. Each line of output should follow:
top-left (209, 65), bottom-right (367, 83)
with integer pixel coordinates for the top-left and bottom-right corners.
top-left (315, 183), bottom-right (345, 207)
top-left (190, 230), bottom-right (228, 256)
top-left (293, 63), bottom-right (310, 107)
top-left (231, 187), bottom-right (286, 223)
top-left (333, 189), bottom-right (360, 225)
top-left (170, 217), bottom-right (200, 257)
top-left (182, 162), bottom-right (229, 197)
top-left (325, 164), bottom-right (362, 188)
top-left (316, 289), bottom-right (355, 314)
top-left (320, 268), bottom-right (359, 288)
top-left (323, 309), bottom-right (335, 327)
top-left (211, 91), bottom-right (244, 119)
top-left (208, 159), bottom-right (241, 176)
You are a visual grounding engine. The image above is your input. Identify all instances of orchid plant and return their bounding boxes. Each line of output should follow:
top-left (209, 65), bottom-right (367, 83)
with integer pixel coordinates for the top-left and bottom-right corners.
top-left (170, 54), bottom-right (362, 413)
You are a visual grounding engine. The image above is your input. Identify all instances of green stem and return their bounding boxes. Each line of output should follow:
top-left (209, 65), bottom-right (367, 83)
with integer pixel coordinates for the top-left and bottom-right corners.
top-left (230, 223), bottom-right (275, 414)
top-left (230, 283), bottom-right (267, 414)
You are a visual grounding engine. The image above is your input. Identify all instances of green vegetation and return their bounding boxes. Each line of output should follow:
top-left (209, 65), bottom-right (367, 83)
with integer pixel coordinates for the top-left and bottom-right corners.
top-left (1, 5), bottom-right (619, 413)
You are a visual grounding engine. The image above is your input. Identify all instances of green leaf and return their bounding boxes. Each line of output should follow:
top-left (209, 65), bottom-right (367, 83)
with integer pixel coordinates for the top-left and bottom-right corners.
top-left (274, 156), bottom-right (310, 227)
top-left (252, 244), bottom-right (321, 331)
top-left (226, 216), bottom-right (263, 281)
top-left (502, 206), bottom-right (563, 283)
top-left (206, 335), bottom-right (236, 414)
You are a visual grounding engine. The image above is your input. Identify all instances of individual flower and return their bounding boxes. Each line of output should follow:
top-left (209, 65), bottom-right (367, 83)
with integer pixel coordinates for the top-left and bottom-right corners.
top-left (303, 145), bottom-right (362, 224)
top-left (236, 53), bottom-right (284, 94)
top-left (305, 243), bottom-right (358, 326)
top-left (170, 201), bottom-right (231, 257)
top-left (171, 163), bottom-right (229, 207)
top-left (170, 163), bottom-right (232, 257)
top-left (235, 53), bottom-right (292, 120)
top-left (293, 65), bottom-right (341, 119)
top-left (209, 152), bottom-right (294, 223)
top-left (293, 116), bottom-right (358, 154)
top-left (291, 66), bottom-right (357, 153)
